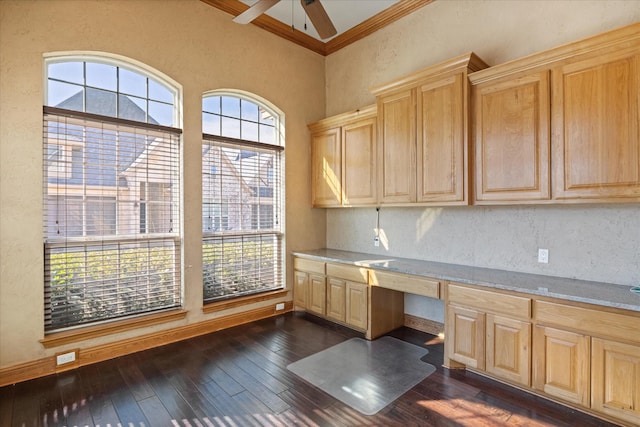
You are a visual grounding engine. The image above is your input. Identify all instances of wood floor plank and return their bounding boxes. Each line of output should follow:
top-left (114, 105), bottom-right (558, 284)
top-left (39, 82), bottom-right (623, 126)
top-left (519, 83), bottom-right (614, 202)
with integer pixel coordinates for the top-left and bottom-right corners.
top-left (197, 382), bottom-right (262, 427)
top-left (0, 313), bottom-right (623, 427)
top-left (10, 376), bottom-right (58, 427)
top-left (74, 364), bottom-right (122, 426)
top-left (137, 395), bottom-right (173, 426)
top-left (57, 371), bottom-right (95, 427)
top-left (116, 356), bottom-right (155, 402)
top-left (135, 353), bottom-right (200, 422)
top-left (97, 359), bottom-right (149, 426)
top-left (205, 366), bottom-right (245, 396)
top-left (0, 385), bottom-right (14, 426)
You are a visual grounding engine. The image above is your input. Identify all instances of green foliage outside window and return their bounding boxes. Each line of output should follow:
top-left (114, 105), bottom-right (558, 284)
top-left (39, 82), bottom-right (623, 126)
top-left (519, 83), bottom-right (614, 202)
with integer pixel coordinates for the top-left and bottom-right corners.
top-left (47, 246), bottom-right (178, 330)
top-left (202, 238), bottom-right (278, 302)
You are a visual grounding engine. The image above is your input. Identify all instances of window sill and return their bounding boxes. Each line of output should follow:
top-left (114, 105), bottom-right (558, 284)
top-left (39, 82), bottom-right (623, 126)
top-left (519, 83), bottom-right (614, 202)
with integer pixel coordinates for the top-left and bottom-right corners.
top-left (202, 289), bottom-right (289, 314)
top-left (40, 309), bottom-right (188, 349)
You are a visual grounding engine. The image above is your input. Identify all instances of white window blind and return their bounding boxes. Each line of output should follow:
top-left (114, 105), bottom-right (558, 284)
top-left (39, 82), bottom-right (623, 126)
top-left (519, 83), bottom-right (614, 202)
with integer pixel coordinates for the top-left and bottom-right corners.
top-left (202, 95), bottom-right (283, 302)
top-left (43, 107), bottom-right (182, 331)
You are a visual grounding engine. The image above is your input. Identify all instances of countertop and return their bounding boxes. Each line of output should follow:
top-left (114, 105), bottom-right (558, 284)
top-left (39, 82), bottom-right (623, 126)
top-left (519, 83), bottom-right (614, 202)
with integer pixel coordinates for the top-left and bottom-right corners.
top-left (292, 248), bottom-right (640, 313)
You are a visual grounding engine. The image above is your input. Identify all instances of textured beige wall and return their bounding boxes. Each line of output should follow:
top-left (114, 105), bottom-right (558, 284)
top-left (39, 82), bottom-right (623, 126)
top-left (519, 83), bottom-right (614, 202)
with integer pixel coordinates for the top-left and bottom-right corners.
top-left (325, 1), bottom-right (640, 321)
top-left (326, 0), bottom-right (640, 115)
top-left (0, 0), bottom-right (326, 368)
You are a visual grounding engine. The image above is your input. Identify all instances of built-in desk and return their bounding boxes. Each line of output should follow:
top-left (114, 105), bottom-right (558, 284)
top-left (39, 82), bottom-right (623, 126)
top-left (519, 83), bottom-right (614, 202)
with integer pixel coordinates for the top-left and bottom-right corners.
top-left (292, 248), bottom-right (639, 312)
top-left (292, 248), bottom-right (640, 426)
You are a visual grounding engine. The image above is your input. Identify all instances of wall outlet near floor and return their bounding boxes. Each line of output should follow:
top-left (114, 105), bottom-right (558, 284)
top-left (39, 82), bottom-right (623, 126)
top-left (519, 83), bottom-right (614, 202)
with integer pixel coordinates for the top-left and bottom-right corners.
top-left (374, 236), bottom-right (380, 247)
top-left (275, 303), bottom-right (285, 311)
top-left (56, 350), bottom-right (77, 366)
top-left (538, 248), bottom-right (549, 264)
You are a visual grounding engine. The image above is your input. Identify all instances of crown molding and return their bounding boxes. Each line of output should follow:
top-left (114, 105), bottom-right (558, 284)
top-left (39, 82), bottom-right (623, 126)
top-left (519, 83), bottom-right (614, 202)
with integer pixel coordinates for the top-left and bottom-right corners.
top-left (201, 0), bottom-right (435, 56)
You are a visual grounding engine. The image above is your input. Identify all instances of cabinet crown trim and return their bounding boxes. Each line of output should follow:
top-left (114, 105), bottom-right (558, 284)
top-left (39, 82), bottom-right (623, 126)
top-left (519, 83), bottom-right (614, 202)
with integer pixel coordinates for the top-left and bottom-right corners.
top-left (469, 21), bottom-right (640, 84)
top-left (370, 52), bottom-right (488, 96)
top-left (307, 104), bottom-right (376, 132)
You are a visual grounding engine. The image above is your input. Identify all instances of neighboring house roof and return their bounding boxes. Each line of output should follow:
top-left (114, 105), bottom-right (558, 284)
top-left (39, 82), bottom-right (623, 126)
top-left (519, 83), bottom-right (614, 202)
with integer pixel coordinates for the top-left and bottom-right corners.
top-left (49, 91), bottom-right (160, 187)
top-left (50, 91), bottom-right (273, 198)
top-left (201, 145), bottom-right (255, 197)
top-left (56, 90), bottom-right (159, 125)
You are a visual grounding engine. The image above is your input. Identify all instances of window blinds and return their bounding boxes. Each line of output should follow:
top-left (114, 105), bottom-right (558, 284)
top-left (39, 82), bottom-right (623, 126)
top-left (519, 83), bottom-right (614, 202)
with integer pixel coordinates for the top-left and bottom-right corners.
top-left (43, 107), bottom-right (182, 331)
top-left (202, 136), bottom-right (283, 302)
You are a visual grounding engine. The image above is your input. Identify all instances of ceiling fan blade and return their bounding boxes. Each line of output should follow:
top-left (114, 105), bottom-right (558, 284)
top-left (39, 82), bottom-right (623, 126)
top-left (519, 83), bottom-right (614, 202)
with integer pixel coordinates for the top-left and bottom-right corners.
top-left (233, 0), bottom-right (280, 24)
top-left (300, 0), bottom-right (337, 39)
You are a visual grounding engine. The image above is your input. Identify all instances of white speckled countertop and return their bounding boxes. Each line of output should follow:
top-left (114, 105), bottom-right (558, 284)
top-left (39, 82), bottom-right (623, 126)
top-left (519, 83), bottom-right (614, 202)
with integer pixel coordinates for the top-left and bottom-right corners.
top-left (292, 249), bottom-right (640, 312)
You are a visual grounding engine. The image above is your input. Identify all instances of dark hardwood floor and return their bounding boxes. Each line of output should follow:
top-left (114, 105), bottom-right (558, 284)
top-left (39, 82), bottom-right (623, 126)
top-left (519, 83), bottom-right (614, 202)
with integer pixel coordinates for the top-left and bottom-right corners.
top-left (0, 312), bottom-right (619, 426)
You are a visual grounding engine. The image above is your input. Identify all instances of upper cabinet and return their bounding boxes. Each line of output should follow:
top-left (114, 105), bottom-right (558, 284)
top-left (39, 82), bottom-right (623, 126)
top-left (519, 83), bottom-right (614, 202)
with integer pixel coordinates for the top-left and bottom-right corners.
top-left (552, 48), bottom-right (640, 201)
top-left (309, 105), bottom-right (377, 207)
top-left (471, 71), bottom-right (551, 202)
top-left (372, 53), bottom-right (489, 205)
top-left (309, 23), bottom-right (640, 208)
top-left (375, 89), bottom-right (416, 203)
top-left (470, 22), bottom-right (640, 204)
top-left (310, 127), bottom-right (342, 207)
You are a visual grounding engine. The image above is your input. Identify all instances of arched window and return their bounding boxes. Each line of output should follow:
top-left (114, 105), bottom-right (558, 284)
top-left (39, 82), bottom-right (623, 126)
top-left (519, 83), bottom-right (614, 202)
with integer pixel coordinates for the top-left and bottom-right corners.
top-left (43, 54), bottom-right (182, 331)
top-left (202, 92), bottom-right (284, 302)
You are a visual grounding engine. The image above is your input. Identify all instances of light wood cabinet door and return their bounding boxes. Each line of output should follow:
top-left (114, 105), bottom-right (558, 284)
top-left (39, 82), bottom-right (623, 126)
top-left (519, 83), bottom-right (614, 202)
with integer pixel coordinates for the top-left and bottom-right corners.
top-left (591, 338), bottom-right (640, 425)
top-left (311, 128), bottom-right (341, 207)
top-left (592, 338), bottom-right (640, 425)
top-left (308, 274), bottom-right (326, 316)
top-left (446, 305), bottom-right (485, 369)
top-left (552, 51), bottom-right (640, 201)
top-left (532, 325), bottom-right (590, 406)
top-left (416, 73), bottom-right (466, 203)
top-left (342, 118), bottom-right (377, 205)
top-left (378, 89), bottom-right (416, 203)
top-left (326, 277), bottom-right (346, 322)
top-left (293, 271), bottom-right (309, 309)
top-left (486, 314), bottom-right (531, 386)
top-left (473, 71), bottom-right (551, 203)
top-left (346, 281), bottom-right (368, 330)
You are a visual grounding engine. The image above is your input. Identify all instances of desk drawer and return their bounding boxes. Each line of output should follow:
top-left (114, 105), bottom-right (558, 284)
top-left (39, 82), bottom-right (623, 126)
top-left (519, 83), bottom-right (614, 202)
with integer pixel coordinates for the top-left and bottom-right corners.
top-left (448, 283), bottom-right (531, 320)
top-left (326, 263), bottom-right (368, 283)
top-left (370, 270), bottom-right (440, 299)
top-left (535, 300), bottom-right (640, 344)
top-left (293, 257), bottom-right (325, 275)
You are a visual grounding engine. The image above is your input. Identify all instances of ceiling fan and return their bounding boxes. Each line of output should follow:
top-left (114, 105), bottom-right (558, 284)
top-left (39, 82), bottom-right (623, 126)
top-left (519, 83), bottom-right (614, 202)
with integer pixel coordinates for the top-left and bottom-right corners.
top-left (233, 0), bottom-right (338, 39)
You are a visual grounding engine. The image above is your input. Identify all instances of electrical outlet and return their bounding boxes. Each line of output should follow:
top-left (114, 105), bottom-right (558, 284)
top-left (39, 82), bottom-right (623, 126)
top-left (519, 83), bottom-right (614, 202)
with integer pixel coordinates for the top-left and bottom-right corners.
top-left (538, 248), bottom-right (549, 264)
top-left (275, 303), bottom-right (285, 311)
top-left (56, 351), bottom-right (76, 365)
top-left (374, 236), bottom-right (380, 247)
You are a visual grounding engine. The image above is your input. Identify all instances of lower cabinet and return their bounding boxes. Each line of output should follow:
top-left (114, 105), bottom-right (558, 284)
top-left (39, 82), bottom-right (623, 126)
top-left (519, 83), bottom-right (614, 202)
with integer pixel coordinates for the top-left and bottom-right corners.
top-left (447, 305), bottom-right (485, 369)
top-left (486, 314), bottom-right (531, 386)
top-left (446, 283), bottom-right (531, 387)
top-left (592, 338), bottom-right (640, 426)
top-left (346, 281), bottom-right (368, 330)
top-left (293, 257), bottom-right (369, 333)
top-left (326, 277), bottom-right (346, 322)
top-left (308, 274), bottom-right (326, 316)
top-left (325, 263), bottom-right (369, 332)
top-left (446, 286), bottom-right (640, 426)
top-left (532, 325), bottom-right (590, 407)
top-left (293, 257), bottom-right (326, 313)
top-left (294, 270), bottom-right (326, 314)
top-left (293, 270), bottom-right (309, 308)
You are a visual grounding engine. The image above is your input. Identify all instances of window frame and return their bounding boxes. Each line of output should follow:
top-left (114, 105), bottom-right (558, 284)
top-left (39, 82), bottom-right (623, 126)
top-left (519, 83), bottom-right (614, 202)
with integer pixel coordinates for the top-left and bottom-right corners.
top-left (202, 91), bottom-right (285, 305)
top-left (43, 53), bottom-right (183, 333)
top-left (45, 54), bottom-right (179, 127)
